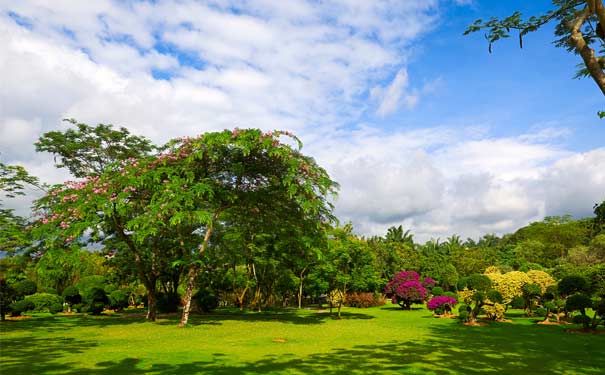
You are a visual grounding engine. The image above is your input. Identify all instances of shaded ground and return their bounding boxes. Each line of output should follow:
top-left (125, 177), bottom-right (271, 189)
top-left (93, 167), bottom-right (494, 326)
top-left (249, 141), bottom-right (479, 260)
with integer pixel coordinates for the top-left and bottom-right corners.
top-left (1, 306), bottom-right (603, 374)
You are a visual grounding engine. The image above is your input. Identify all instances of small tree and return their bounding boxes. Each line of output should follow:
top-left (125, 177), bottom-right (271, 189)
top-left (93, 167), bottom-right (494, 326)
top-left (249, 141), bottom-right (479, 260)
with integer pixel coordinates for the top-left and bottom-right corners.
top-left (62, 286), bottom-right (81, 313)
top-left (385, 271), bottom-right (431, 310)
top-left (522, 283), bottom-right (543, 316)
top-left (328, 289), bottom-right (345, 319)
top-left (559, 275), bottom-right (604, 330)
top-left (427, 295), bottom-right (458, 316)
top-left (457, 274), bottom-right (503, 323)
top-left (0, 279), bottom-right (16, 321)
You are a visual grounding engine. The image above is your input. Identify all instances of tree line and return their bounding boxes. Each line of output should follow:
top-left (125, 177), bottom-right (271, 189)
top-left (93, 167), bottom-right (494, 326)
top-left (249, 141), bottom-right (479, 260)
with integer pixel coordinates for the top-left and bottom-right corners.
top-left (1, 121), bottom-right (604, 327)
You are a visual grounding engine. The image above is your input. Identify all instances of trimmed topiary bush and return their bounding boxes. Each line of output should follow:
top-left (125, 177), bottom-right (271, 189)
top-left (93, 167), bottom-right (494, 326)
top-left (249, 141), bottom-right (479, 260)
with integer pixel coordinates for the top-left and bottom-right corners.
top-left (346, 292), bottom-right (386, 308)
top-left (427, 295), bottom-right (458, 315)
top-left (23, 293), bottom-right (63, 313)
top-left (62, 286), bottom-right (81, 312)
top-left (431, 287), bottom-right (444, 297)
top-left (85, 288), bottom-right (109, 315)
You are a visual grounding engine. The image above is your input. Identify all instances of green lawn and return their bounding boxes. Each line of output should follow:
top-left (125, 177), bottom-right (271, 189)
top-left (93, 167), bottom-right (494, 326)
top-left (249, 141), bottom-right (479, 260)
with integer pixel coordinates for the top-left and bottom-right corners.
top-left (1, 305), bottom-right (603, 374)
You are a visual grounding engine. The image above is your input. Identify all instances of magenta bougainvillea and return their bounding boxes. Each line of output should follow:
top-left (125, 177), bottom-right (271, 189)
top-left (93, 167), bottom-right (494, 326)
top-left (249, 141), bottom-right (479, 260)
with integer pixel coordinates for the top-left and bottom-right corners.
top-left (385, 271), bottom-right (433, 309)
top-left (427, 295), bottom-right (458, 315)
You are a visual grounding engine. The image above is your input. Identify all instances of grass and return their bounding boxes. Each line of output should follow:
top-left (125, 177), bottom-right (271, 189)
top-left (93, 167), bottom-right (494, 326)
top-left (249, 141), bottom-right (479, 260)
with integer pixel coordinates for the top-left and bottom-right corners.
top-left (1, 305), bottom-right (604, 374)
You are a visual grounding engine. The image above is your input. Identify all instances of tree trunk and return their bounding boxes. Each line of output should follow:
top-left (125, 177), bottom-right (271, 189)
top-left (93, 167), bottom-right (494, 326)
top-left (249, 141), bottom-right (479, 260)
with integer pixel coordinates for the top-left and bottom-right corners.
top-left (179, 216), bottom-right (217, 327)
top-left (569, 6), bottom-right (605, 96)
top-left (179, 264), bottom-right (199, 327)
top-left (146, 286), bottom-right (157, 322)
top-left (298, 278), bottom-right (304, 309)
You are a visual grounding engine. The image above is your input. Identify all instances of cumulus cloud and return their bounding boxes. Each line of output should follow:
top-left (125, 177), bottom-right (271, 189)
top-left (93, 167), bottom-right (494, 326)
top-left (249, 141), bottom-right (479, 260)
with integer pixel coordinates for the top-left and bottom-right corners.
top-left (1, 1), bottom-right (603, 242)
top-left (308, 126), bottom-right (605, 241)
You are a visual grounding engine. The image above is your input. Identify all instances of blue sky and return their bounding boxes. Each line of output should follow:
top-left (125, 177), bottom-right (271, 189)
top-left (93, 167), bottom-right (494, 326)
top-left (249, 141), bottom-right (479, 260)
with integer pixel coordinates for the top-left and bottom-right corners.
top-left (0, 0), bottom-right (604, 241)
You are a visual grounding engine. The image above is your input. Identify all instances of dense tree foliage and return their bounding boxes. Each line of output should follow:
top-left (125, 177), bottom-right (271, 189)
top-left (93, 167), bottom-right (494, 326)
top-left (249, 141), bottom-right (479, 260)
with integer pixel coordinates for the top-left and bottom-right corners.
top-left (1, 121), bottom-right (603, 332)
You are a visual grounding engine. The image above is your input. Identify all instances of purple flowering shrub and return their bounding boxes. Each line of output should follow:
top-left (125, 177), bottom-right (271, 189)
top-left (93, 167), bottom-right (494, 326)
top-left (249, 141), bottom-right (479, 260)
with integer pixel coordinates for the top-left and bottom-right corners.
top-left (427, 295), bottom-right (458, 315)
top-left (385, 271), bottom-right (433, 309)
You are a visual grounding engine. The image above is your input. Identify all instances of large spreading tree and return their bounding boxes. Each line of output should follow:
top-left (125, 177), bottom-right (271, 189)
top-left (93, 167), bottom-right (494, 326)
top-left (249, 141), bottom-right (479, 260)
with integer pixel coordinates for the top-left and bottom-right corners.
top-left (35, 128), bottom-right (337, 326)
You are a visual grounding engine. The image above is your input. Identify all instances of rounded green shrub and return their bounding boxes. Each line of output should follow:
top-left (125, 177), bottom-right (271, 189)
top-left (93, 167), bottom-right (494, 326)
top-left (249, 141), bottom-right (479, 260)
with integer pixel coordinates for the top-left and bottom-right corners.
top-left (49, 302), bottom-right (64, 314)
top-left (487, 290), bottom-right (503, 304)
top-left (14, 280), bottom-right (37, 297)
top-left (89, 302), bottom-right (105, 315)
top-left (87, 288), bottom-right (109, 304)
top-left (457, 309), bottom-right (469, 322)
top-left (510, 296), bottom-right (525, 309)
top-left (558, 275), bottom-right (589, 296)
top-left (431, 287), bottom-right (444, 296)
top-left (534, 307), bottom-right (548, 317)
top-left (24, 293), bottom-right (63, 312)
top-left (62, 286), bottom-right (82, 306)
top-left (9, 299), bottom-right (35, 316)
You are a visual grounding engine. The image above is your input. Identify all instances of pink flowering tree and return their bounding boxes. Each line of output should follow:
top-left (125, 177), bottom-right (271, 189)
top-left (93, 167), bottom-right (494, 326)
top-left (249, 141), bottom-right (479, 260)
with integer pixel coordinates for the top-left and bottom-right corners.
top-left (35, 128), bottom-right (338, 326)
top-left (427, 295), bottom-right (458, 316)
top-left (385, 271), bottom-right (433, 309)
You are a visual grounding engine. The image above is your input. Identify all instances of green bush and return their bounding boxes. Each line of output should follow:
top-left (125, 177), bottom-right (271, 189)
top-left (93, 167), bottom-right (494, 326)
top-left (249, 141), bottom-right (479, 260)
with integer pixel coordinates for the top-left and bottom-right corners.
top-left (9, 299), bottom-right (35, 316)
top-left (457, 309), bottom-right (469, 322)
top-left (49, 302), bottom-right (64, 314)
top-left (565, 293), bottom-right (592, 312)
top-left (109, 289), bottom-right (130, 311)
top-left (89, 302), bottom-right (105, 315)
top-left (87, 288), bottom-right (109, 305)
top-left (14, 280), bottom-right (37, 297)
top-left (24, 293), bottom-right (63, 312)
top-left (558, 276), bottom-right (589, 296)
top-left (534, 307), bottom-right (548, 317)
top-left (431, 287), bottom-right (444, 296)
top-left (194, 289), bottom-right (219, 312)
top-left (345, 292), bottom-right (385, 308)
top-left (510, 296), bottom-right (525, 309)
top-left (62, 286), bottom-right (82, 308)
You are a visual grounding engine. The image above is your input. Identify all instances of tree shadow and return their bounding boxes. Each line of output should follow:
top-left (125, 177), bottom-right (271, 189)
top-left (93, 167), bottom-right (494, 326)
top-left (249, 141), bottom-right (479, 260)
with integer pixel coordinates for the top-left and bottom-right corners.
top-left (0, 313), bottom-right (152, 334)
top-left (0, 335), bottom-right (98, 375)
top-left (4, 312), bottom-right (603, 374)
top-left (80, 320), bottom-right (605, 375)
top-left (155, 309), bottom-right (375, 326)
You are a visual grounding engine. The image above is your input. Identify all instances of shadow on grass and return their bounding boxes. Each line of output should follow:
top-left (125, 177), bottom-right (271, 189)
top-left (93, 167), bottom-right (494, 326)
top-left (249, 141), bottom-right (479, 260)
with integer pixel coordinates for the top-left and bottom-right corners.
top-left (151, 309), bottom-right (375, 326)
top-left (0, 308), bottom-right (374, 332)
top-left (3, 312), bottom-right (603, 374)
top-left (83, 321), bottom-right (604, 375)
top-left (0, 335), bottom-right (99, 375)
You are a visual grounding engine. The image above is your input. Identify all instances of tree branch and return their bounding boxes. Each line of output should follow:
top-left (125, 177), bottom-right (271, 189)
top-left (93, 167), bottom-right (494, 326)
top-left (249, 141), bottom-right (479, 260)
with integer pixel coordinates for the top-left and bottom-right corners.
top-left (569, 6), bottom-right (605, 95)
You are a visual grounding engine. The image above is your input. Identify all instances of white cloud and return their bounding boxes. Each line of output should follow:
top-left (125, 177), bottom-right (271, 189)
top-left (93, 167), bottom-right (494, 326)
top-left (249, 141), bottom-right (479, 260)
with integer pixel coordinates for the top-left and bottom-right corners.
top-left (0, 1), bottom-right (603, 242)
top-left (308, 126), bottom-right (605, 241)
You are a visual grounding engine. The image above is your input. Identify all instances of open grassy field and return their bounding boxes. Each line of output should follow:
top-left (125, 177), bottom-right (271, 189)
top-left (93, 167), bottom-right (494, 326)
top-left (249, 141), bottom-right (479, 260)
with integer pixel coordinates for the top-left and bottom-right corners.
top-left (1, 305), bottom-right (604, 374)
